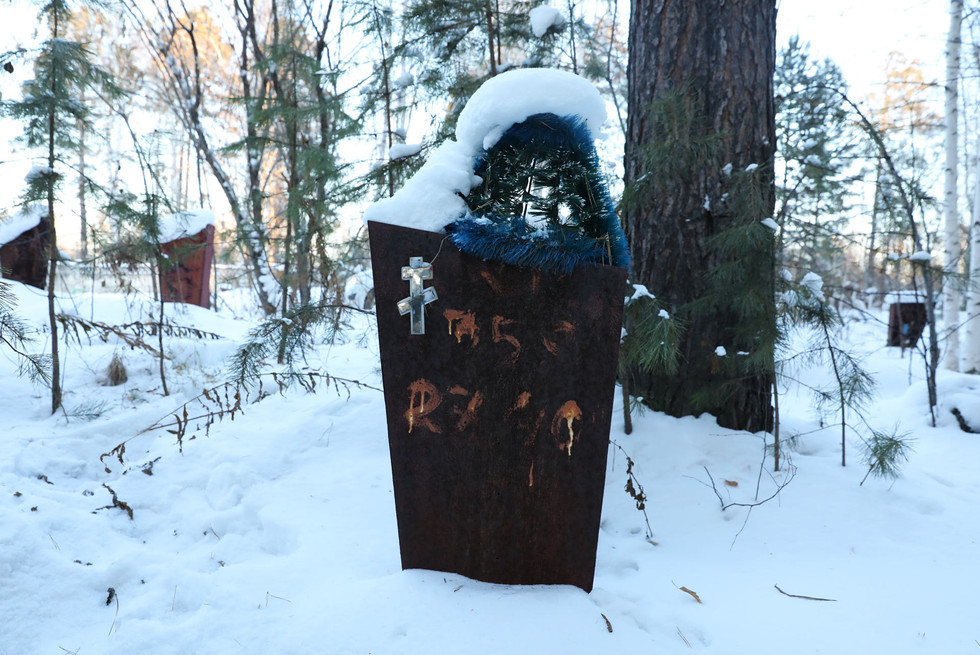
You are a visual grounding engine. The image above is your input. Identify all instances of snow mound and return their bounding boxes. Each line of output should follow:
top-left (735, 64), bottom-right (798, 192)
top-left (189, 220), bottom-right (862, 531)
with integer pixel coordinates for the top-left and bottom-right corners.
top-left (392, 71), bottom-right (414, 89)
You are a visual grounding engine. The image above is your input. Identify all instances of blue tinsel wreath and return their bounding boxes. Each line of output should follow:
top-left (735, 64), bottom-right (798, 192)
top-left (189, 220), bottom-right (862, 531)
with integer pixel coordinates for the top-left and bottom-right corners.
top-left (447, 113), bottom-right (630, 276)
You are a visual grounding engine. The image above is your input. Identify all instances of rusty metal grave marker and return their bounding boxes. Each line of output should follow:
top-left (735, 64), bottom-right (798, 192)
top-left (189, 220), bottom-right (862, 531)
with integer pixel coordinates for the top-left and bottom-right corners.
top-left (0, 216), bottom-right (51, 290)
top-left (369, 220), bottom-right (626, 592)
top-left (886, 302), bottom-right (927, 348)
top-left (159, 224), bottom-right (215, 309)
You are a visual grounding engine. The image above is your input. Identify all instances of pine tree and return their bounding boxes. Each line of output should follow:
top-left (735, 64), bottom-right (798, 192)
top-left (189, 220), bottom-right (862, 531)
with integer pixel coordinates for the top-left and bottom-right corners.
top-left (126, 1), bottom-right (281, 315)
top-left (774, 38), bottom-right (862, 284)
top-left (2, 0), bottom-right (120, 413)
top-left (623, 0), bottom-right (778, 437)
top-left (249, 0), bottom-right (361, 309)
top-left (397, 0), bottom-right (618, 141)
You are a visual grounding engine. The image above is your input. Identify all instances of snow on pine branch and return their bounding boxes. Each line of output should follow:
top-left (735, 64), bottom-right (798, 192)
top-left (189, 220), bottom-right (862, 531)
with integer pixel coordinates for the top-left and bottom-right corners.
top-left (529, 6), bottom-right (565, 37)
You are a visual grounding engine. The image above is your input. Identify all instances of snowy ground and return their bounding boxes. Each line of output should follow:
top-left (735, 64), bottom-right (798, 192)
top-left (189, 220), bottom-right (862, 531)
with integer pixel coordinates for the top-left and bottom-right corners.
top-left (2, 280), bottom-right (979, 654)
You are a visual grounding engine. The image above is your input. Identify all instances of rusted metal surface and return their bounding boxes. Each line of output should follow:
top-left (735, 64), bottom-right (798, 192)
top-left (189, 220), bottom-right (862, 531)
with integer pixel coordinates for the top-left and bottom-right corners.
top-left (0, 219), bottom-right (51, 290)
top-left (369, 220), bottom-right (626, 592)
top-left (159, 225), bottom-right (215, 308)
top-left (887, 302), bottom-right (927, 348)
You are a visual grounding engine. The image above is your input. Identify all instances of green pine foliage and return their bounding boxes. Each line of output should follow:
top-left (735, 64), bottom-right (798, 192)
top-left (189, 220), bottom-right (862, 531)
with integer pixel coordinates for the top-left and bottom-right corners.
top-left (774, 37), bottom-right (862, 281)
top-left (227, 299), bottom-right (353, 388)
top-left (621, 88), bottom-right (776, 425)
top-left (620, 88), bottom-right (725, 211)
top-left (0, 276), bottom-right (50, 385)
top-left (619, 287), bottom-right (681, 379)
top-left (777, 273), bottom-right (901, 474)
top-left (398, 0), bottom-right (610, 141)
top-left (2, 0), bottom-right (122, 412)
top-left (5, 40), bottom-right (115, 153)
top-left (860, 429), bottom-right (915, 485)
top-left (215, 0), bottom-right (369, 312)
top-left (689, 165), bottom-right (778, 414)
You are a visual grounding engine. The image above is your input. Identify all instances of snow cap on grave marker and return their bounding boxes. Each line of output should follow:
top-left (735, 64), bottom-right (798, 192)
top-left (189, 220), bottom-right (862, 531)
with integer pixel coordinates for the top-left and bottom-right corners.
top-left (363, 68), bottom-right (607, 234)
top-left (0, 204), bottom-right (47, 247)
top-left (157, 210), bottom-right (214, 243)
top-left (455, 68), bottom-right (606, 152)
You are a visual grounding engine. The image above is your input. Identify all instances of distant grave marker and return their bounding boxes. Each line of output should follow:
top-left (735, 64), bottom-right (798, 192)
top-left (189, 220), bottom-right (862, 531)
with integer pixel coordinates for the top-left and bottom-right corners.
top-left (887, 302), bottom-right (927, 348)
top-left (0, 206), bottom-right (50, 290)
top-left (158, 211), bottom-right (215, 309)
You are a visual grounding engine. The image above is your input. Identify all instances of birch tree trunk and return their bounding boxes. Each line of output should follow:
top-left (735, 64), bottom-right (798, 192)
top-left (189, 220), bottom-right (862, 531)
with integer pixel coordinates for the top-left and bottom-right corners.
top-left (966, 146), bottom-right (980, 372)
top-left (965, 33), bottom-right (980, 373)
top-left (942, 0), bottom-right (963, 370)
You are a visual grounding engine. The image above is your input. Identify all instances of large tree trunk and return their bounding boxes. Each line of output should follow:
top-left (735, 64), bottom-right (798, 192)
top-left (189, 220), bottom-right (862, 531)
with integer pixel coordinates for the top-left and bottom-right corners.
top-left (623, 0), bottom-right (776, 432)
top-left (942, 0), bottom-right (963, 371)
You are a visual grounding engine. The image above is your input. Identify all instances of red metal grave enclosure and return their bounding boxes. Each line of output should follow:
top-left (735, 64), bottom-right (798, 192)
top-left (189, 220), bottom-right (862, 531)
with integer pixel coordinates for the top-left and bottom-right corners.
top-left (0, 219), bottom-right (51, 290)
top-left (369, 220), bottom-right (626, 592)
top-left (886, 302), bottom-right (927, 349)
top-left (159, 225), bottom-right (215, 309)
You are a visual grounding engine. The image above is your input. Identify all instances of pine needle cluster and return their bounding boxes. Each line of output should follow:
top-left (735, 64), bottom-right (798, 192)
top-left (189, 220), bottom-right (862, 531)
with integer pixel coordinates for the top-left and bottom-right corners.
top-left (227, 299), bottom-right (355, 389)
top-left (860, 429), bottom-right (915, 485)
top-left (619, 285), bottom-right (681, 378)
top-left (0, 276), bottom-right (50, 385)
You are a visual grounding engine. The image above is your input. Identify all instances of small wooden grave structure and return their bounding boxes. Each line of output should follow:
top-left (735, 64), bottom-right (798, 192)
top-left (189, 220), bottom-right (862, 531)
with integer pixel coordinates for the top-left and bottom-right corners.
top-left (0, 206), bottom-right (50, 290)
top-left (887, 302), bottom-right (927, 348)
top-left (158, 211), bottom-right (215, 309)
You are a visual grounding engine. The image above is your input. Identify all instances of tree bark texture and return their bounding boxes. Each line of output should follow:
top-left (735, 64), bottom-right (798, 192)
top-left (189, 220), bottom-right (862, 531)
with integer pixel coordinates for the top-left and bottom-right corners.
top-left (47, 6), bottom-right (62, 415)
top-left (624, 0), bottom-right (776, 432)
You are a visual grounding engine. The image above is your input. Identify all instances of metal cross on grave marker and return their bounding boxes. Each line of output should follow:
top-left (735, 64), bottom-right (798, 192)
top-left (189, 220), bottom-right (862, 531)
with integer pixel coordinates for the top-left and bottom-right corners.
top-left (397, 257), bottom-right (438, 335)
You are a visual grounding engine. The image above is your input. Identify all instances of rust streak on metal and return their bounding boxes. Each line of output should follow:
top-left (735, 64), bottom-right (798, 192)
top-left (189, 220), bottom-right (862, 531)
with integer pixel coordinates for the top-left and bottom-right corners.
top-left (555, 320), bottom-right (575, 334)
top-left (553, 400), bottom-right (583, 457)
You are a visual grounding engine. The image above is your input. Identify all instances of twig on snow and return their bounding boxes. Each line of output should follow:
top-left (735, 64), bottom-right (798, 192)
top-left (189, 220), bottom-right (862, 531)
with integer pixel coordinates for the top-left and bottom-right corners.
top-left (774, 584), bottom-right (836, 602)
